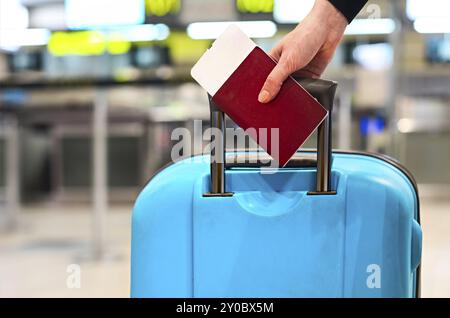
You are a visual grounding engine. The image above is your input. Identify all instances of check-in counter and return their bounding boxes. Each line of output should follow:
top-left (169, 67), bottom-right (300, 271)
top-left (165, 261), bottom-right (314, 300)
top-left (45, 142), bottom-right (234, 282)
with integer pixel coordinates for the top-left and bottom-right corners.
top-left (396, 96), bottom-right (450, 197)
top-left (0, 81), bottom-right (210, 203)
top-left (0, 113), bottom-right (20, 230)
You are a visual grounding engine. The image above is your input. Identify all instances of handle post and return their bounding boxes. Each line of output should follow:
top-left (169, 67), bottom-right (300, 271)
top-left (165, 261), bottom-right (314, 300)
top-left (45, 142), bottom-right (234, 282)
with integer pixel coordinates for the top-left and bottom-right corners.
top-left (316, 115), bottom-right (332, 192)
top-left (204, 95), bottom-right (233, 197)
top-left (295, 78), bottom-right (337, 195)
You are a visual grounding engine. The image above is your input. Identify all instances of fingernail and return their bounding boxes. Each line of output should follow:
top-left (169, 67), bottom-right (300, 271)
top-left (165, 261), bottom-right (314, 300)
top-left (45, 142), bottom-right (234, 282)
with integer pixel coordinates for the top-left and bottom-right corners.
top-left (258, 90), bottom-right (269, 103)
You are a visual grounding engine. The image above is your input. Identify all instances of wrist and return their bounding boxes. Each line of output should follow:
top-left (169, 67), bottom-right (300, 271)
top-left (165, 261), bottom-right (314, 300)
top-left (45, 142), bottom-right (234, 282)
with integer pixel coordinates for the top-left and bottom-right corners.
top-left (311, 0), bottom-right (348, 32)
top-left (302, 0), bottom-right (346, 46)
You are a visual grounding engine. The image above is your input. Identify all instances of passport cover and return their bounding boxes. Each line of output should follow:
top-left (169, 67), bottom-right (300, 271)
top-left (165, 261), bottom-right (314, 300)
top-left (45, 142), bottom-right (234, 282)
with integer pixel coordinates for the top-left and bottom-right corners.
top-left (191, 25), bottom-right (328, 167)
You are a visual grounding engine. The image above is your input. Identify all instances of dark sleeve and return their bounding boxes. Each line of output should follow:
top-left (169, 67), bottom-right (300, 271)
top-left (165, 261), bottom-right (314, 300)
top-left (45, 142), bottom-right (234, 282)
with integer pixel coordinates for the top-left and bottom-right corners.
top-left (327, 0), bottom-right (368, 23)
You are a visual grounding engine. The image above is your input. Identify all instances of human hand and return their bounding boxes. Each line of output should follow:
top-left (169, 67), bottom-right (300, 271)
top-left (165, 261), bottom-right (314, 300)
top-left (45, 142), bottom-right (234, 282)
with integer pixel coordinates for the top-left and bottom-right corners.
top-left (258, 0), bottom-right (348, 103)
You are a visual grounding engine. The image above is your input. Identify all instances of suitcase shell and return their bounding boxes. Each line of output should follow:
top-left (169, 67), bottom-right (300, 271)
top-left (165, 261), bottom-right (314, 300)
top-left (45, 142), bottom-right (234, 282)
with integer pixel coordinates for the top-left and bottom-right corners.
top-left (130, 151), bottom-right (422, 298)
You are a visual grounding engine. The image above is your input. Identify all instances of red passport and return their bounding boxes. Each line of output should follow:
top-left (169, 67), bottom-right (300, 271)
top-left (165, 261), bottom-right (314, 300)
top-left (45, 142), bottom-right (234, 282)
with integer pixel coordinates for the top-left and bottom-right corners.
top-left (191, 25), bottom-right (328, 167)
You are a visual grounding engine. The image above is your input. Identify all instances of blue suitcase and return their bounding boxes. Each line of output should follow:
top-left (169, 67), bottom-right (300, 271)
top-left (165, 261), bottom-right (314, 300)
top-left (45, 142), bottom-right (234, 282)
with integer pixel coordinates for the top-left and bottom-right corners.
top-left (131, 79), bottom-right (422, 298)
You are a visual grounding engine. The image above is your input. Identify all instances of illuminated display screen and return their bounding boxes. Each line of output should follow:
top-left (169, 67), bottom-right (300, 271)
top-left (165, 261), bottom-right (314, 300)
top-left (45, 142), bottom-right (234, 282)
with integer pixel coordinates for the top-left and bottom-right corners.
top-left (146, 0), bottom-right (181, 17)
top-left (235, 0), bottom-right (274, 21)
top-left (236, 0), bottom-right (274, 13)
top-left (145, 0), bottom-right (181, 24)
top-left (65, 0), bottom-right (145, 29)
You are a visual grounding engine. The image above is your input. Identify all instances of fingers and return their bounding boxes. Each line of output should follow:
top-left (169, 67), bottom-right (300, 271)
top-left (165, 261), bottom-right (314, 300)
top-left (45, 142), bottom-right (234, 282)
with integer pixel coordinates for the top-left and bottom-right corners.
top-left (258, 23), bottom-right (330, 103)
top-left (258, 54), bottom-right (294, 103)
top-left (293, 56), bottom-right (329, 79)
top-left (268, 44), bottom-right (282, 62)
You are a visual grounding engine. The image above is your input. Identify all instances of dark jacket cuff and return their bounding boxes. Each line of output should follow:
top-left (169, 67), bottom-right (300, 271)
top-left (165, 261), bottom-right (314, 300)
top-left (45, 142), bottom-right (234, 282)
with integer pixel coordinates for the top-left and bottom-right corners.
top-left (327, 0), bottom-right (368, 23)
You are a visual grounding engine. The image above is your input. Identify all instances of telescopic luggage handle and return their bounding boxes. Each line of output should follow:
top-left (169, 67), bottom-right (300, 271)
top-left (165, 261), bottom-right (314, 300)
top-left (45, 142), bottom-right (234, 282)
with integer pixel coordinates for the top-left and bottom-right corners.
top-left (205, 78), bottom-right (337, 197)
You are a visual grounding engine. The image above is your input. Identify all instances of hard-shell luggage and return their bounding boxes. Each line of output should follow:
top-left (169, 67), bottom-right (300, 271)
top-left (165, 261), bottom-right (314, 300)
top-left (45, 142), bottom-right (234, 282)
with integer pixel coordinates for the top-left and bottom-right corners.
top-left (131, 79), bottom-right (422, 298)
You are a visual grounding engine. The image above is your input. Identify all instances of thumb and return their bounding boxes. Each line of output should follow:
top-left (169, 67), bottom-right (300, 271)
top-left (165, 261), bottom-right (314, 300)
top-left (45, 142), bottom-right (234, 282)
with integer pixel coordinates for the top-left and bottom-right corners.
top-left (258, 56), bottom-right (292, 103)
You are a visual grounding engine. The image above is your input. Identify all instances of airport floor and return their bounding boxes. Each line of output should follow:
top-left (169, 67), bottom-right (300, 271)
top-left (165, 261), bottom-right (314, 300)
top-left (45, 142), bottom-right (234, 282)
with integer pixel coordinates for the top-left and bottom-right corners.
top-left (0, 197), bottom-right (449, 298)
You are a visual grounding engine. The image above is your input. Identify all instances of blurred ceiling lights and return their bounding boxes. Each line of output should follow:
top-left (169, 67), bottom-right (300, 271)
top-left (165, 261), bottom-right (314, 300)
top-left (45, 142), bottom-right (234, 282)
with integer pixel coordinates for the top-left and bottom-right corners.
top-left (407, 0), bottom-right (450, 20)
top-left (4, 0), bottom-right (443, 51)
top-left (345, 19), bottom-right (396, 36)
top-left (65, 0), bottom-right (145, 30)
top-left (414, 18), bottom-right (450, 34)
top-left (0, 0), bottom-right (29, 29)
top-left (186, 17), bottom-right (396, 39)
top-left (0, 24), bottom-right (168, 53)
top-left (407, 0), bottom-right (450, 34)
top-left (0, 0), bottom-right (47, 51)
top-left (187, 21), bottom-right (277, 40)
top-left (113, 24), bottom-right (170, 42)
top-left (0, 29), bottom-right (51, 51)
top-left (273, 0), bottom-right (314, 24)
top-left (273, 0), bottom-right (394, 36)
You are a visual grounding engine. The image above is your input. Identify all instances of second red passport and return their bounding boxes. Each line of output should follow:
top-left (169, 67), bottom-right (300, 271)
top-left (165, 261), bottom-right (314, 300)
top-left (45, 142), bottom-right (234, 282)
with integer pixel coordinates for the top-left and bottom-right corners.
top-left (191, 25), bottom-right (328, 167)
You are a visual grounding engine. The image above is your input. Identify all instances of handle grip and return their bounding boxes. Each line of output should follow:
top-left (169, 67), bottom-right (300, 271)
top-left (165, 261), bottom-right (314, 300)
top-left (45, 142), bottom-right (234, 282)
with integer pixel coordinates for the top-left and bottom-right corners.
top-left (205, 78), bottom-right (337, 197)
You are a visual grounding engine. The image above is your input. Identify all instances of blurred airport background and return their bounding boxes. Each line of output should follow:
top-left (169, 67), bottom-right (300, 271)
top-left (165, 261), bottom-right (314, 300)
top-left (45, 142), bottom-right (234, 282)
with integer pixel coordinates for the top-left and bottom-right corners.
top-left (0, 0), bottom-right (450, 297)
